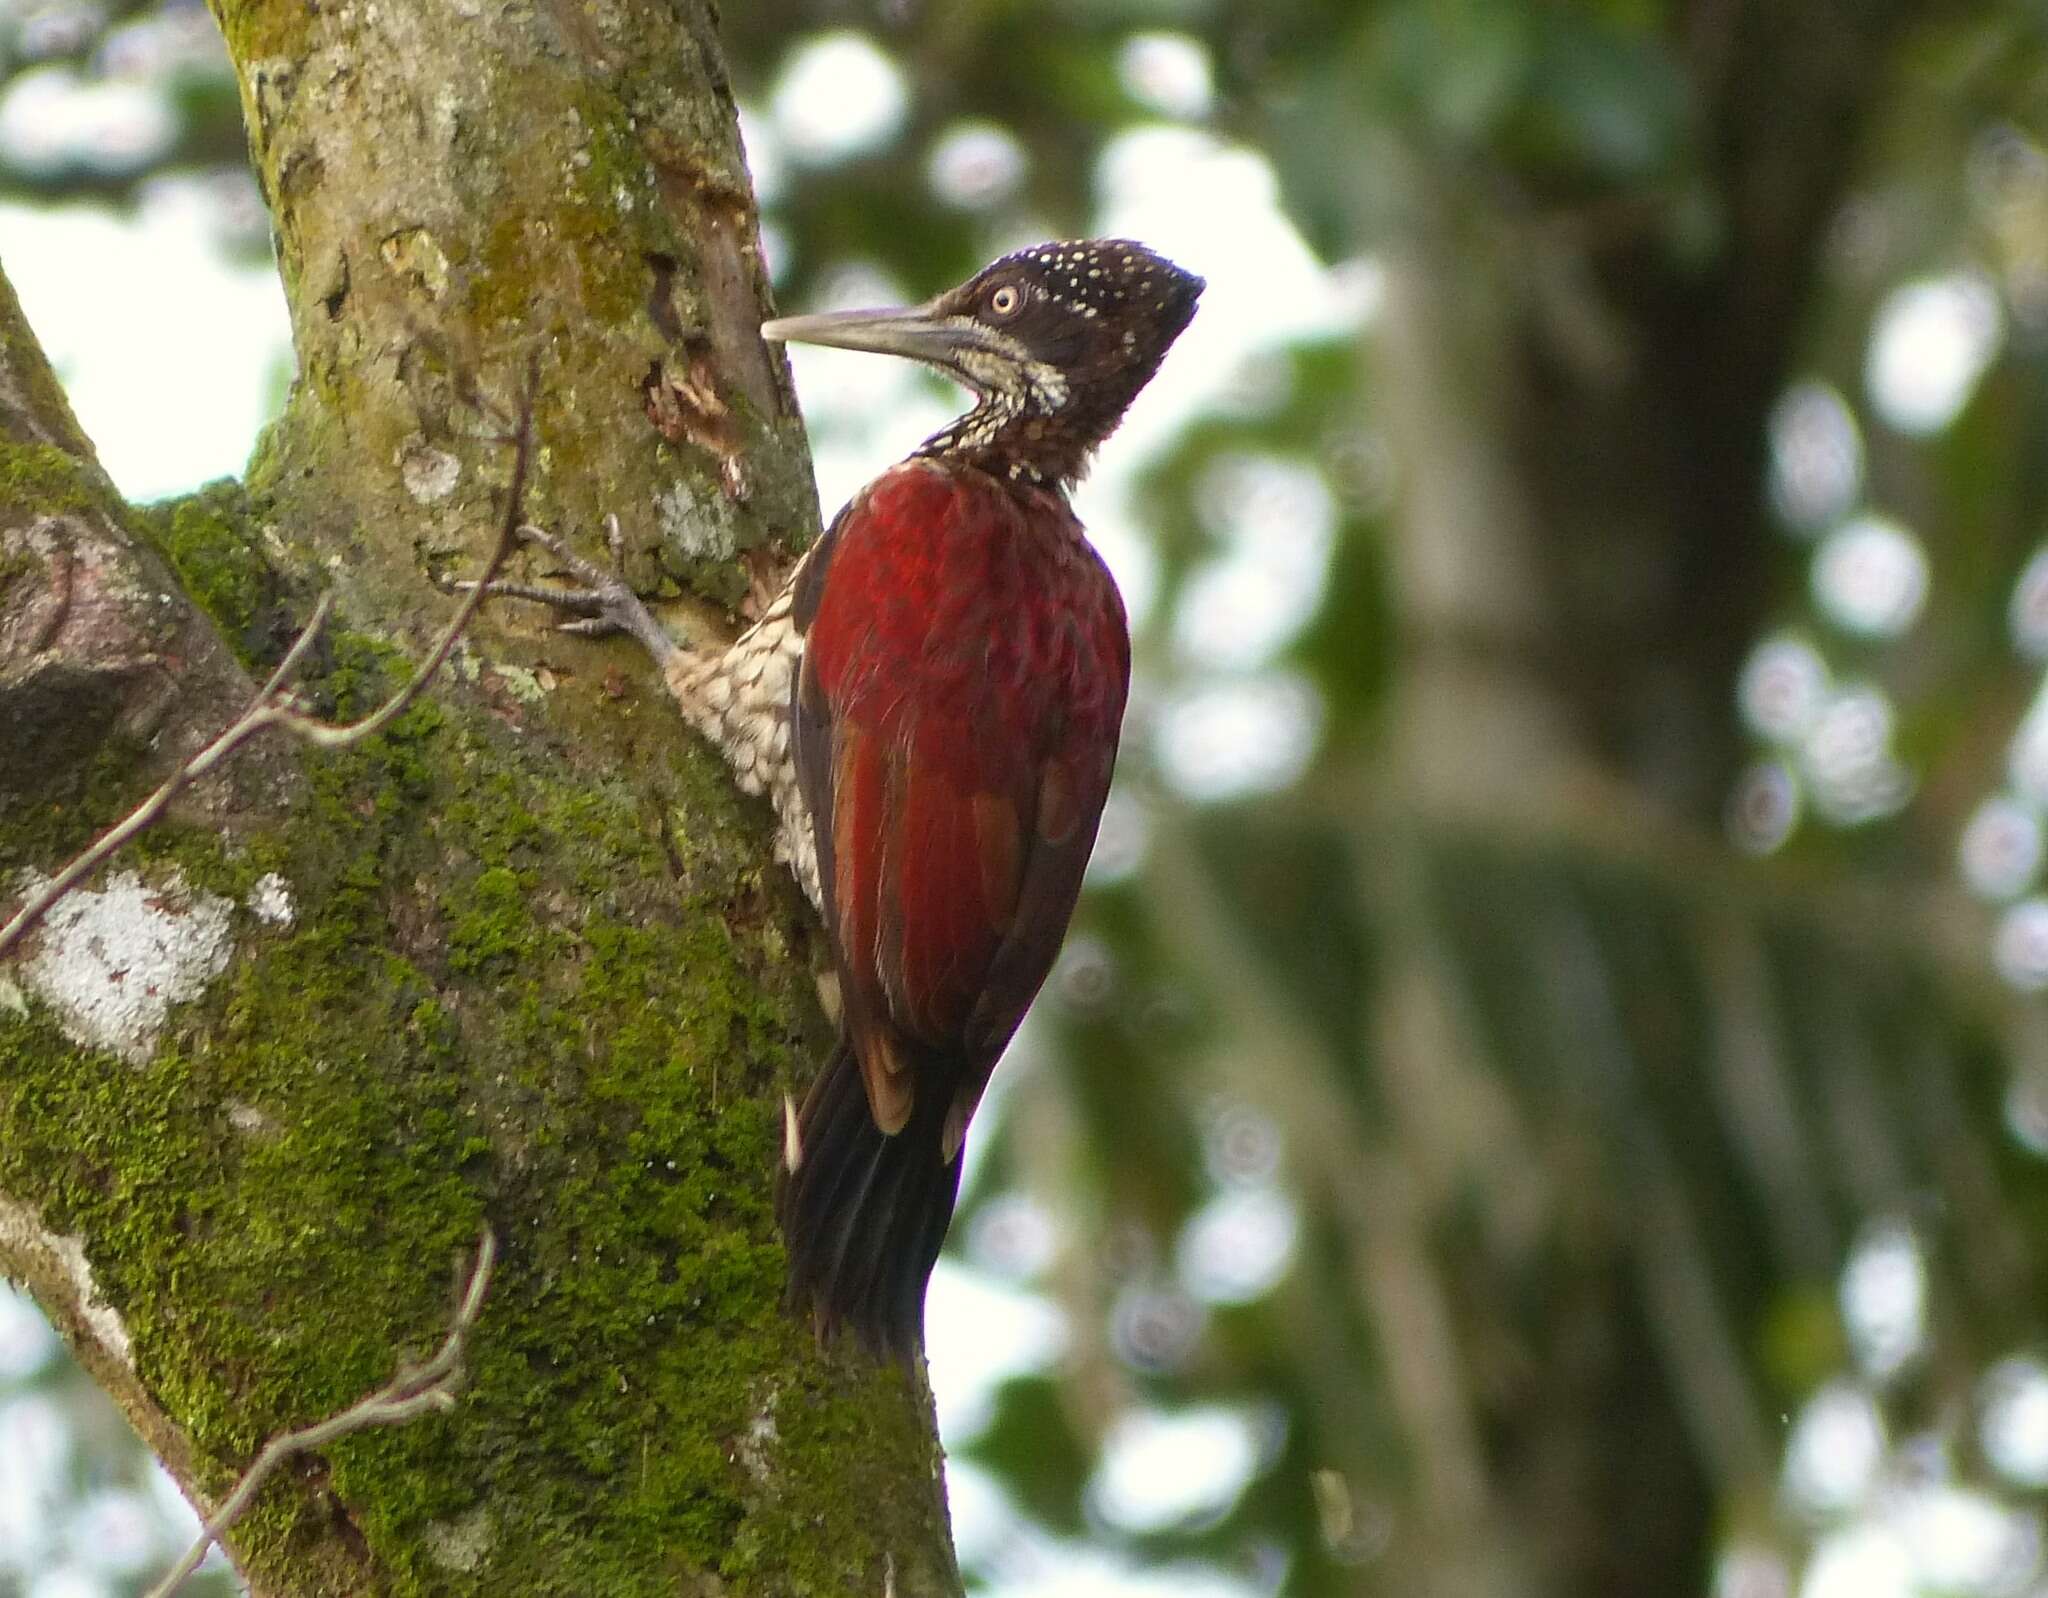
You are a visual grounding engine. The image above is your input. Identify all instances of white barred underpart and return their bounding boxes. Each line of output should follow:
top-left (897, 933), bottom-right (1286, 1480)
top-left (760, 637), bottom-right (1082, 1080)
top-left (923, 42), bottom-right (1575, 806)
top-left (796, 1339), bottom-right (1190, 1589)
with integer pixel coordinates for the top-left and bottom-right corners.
top-left (665, 556), bottom-right (819, 911)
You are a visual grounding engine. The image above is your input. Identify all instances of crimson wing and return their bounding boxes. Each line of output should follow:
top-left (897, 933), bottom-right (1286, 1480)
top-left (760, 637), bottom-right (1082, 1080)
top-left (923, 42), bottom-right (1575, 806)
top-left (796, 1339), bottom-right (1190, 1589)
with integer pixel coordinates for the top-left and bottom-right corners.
top-left (776, 461), bottom-right (1128, 1354)
top-left (797, 460), bottom-right (1127, 1142)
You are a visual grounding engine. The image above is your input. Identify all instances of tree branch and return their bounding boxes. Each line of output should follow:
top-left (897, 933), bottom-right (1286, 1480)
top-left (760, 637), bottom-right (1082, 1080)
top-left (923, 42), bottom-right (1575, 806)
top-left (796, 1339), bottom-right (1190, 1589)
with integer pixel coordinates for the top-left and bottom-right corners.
top-left (0, 262), bottom-right (104, 461)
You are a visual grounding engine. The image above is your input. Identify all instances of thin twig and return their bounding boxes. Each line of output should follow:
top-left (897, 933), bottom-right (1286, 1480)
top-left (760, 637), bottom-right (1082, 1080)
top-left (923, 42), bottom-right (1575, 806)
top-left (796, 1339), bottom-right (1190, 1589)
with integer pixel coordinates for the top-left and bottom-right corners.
top-left (143, 1228), bottom-right (498, 1598)
top-left (0, 361), bottom-right (538, 963)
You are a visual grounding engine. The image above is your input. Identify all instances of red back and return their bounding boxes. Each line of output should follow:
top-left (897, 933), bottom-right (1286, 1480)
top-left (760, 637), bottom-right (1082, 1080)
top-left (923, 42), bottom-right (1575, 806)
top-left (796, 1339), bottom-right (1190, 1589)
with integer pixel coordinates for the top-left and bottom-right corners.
top-left (795, 458), bottom-right (1131, 1143)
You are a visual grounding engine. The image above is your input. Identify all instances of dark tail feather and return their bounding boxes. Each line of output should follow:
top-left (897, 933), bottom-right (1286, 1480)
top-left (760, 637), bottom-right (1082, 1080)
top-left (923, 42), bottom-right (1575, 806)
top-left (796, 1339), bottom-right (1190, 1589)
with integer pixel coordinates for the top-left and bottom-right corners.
top-left (777, 1037), bottom-right (963, 1365)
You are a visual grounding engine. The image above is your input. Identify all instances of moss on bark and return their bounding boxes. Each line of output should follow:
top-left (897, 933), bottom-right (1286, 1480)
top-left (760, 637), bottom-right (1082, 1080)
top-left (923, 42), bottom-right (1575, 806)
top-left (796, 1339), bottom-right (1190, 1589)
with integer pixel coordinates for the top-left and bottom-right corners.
top-left (2, 623), bottom-right (959, 1594)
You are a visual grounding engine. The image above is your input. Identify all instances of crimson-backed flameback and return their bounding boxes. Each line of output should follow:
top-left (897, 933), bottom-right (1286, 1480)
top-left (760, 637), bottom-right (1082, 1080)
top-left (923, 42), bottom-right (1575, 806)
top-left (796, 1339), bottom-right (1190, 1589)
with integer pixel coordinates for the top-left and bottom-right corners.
top-left (476, 240), bottom-right (1202, 1358)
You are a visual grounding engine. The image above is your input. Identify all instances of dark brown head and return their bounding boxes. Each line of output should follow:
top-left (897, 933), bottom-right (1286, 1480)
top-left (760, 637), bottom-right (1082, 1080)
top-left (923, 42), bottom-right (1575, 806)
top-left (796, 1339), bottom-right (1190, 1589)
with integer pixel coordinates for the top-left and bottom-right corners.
top-left (762, 239), bottom-right (1203, 486)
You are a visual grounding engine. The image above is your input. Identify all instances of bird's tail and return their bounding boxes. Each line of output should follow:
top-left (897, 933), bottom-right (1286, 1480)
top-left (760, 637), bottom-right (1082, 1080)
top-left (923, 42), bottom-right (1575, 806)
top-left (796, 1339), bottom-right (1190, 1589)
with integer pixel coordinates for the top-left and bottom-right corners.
top-left (777, 1036), bottom-right (962, 1365)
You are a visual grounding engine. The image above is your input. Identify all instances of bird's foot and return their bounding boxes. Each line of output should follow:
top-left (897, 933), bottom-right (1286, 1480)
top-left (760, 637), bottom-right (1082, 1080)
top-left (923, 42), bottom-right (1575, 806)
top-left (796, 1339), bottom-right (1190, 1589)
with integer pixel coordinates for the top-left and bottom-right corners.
top-left (448, 515), bottom-right (678, 666)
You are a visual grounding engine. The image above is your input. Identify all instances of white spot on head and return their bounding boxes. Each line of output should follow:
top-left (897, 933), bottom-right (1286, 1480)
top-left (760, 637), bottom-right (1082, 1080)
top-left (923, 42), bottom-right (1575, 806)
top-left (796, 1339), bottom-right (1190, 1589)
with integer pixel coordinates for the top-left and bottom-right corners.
top-left (13, 868), bottom-right (235, 1064)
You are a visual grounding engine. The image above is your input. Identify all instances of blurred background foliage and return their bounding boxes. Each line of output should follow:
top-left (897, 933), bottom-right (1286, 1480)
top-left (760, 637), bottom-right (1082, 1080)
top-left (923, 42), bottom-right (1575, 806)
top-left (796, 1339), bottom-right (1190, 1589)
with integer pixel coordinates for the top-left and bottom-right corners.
top-left (9, 0), bottom-right (2048, 1594)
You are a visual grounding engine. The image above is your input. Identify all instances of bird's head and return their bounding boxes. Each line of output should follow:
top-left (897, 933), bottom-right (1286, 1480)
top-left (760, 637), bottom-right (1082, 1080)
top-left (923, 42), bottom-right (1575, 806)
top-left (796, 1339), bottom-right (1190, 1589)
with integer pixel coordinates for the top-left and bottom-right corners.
top-left (762, 239), bottom-right (1203, 487)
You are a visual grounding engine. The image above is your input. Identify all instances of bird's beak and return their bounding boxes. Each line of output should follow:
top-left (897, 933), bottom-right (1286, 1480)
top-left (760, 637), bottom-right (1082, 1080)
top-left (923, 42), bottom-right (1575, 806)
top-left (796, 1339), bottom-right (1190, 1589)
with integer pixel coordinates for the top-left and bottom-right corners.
top-left (760, 301), bottom-right (975, 366)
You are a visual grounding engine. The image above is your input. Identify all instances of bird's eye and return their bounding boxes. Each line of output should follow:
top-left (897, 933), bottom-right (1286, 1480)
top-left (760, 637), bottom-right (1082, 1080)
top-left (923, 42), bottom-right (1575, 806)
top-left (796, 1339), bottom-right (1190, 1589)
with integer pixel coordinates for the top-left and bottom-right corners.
top-left (987, 284), bottom-right (1023, 319)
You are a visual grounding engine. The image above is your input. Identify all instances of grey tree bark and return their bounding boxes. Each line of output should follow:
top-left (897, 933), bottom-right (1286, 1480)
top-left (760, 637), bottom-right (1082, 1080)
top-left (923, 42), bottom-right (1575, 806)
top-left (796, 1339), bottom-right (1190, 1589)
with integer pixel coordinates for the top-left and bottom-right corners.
top-left (0, 2), bottom-right (962, 1593)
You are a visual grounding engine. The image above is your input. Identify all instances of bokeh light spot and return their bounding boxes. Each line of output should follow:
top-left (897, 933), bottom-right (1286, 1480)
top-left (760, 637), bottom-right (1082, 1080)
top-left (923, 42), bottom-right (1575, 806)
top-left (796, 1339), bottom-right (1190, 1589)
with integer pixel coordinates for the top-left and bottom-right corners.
top-left (1959, 796), bottom-right (2043, 902)
top-left (12, 2), bottom-right (103, 61)
top-left (1052, 934), bottom-right (1118, 1014)
top-left (1727, 761), bottom-right (1802, 855)
top-left (2005, 1071), bottom-right (2048, 1159)
top-left (1810, 515), bottom-right (1928, 638)
top-left (735, 103), bottom-right (785, 206)
top-left (926, 121), bottom-right (1027, 209)
top-left (1157, 674), bottom-right (1323, 802)
top-left (26, 1569), bottom-right (105, 1598)
top-left (1801, 685), bottom-right (1912, 825)
top-left (1993, 898), bottom-right (2048, 990)
top-left (1084, 788), bottom-right (1150, 886)
top-left (2011, 547), bottom-right (2048, 660)
top-left (99, 5), bottom-right (230, 80)
top-left (1716, 1546), bottom-right (1793, 1598)
top-left (1117, 33), bottom-right (1214, 120)
top-left (1898, 1485), bottom-right (2041, 1593)
top-left (1865, 272), bottom-right (2002, 436)
top-left (1980, 1357), bottom-right (2048, 1488)
top-left (968, 1193), bottom-right (1059, 1282)
top-left (1800, 1526), bottom-right (1913, 1598)
top-left (1782, 1381), bottom-right (1885, 1515)
top-left (1111, 1281), bottom-right (1205, 1373)
top-left (1175, 454), bottom-right (1337, 672)
top-left (1089, 1406), bottom-right (1263, 1534)
top-left (62, 1489), bottom-right (158, 1577)
top-left (1176, 1189), bottom-right (1298, 1306)
top-left (0, 1286), bottom-right (58, 1381)
top-left (1202, 1100), bottom-right (1284, 1187)
top-left (771, 33), bottom-right (908, 164)
top-left (1739, 635), bottom-right (1831, 744)
top-left (925, 1264), bottom-right (1067, 1441)
top-left (1840, 1220), bottom-right (1926, 1381)
top-left (1769, 382), bottom-right (1864, 533)
top-left (0, 66), bottom-right (173, 174)
top-left (2008, 687), bottom-right (2048, 810)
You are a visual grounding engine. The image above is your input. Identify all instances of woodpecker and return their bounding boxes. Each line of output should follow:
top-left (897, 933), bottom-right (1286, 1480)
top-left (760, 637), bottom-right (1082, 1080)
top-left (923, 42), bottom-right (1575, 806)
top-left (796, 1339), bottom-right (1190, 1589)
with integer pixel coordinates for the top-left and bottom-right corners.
top-left (479, 239), bottom-right (1202, 1359)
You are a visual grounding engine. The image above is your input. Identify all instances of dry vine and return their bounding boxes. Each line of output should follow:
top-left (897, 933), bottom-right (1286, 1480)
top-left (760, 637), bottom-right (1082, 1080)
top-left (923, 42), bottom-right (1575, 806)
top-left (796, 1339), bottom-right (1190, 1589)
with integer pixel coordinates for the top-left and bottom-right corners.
top-left (0, 362), bottom-right (538, 963)
top-left (142, 1229), bottom-right (499, 1598)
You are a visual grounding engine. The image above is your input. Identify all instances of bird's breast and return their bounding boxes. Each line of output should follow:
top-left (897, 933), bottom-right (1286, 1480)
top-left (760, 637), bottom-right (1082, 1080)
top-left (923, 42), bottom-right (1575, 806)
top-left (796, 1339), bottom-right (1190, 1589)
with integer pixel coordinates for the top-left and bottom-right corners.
top-left (808, 460), bottom-right (1129, 741)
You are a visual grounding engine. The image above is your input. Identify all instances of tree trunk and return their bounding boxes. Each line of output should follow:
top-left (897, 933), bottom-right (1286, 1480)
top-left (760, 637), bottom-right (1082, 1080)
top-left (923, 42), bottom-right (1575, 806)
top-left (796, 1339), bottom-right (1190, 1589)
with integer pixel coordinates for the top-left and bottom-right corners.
top-left (0, 2), bottom-right (962, 1592)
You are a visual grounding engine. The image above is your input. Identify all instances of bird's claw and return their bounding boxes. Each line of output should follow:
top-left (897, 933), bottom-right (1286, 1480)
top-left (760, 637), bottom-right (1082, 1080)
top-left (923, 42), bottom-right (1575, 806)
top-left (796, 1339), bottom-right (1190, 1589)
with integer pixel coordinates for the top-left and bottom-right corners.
top-left (513, 521), bottom-right (619, 591)
top-left (448, 515), bottom-right (677, 664)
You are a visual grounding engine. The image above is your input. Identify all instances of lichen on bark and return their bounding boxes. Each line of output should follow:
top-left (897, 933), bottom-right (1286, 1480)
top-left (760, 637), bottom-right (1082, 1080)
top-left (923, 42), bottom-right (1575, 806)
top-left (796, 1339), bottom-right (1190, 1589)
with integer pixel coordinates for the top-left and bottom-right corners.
top-left (0, 0), bottom-right (963, 1591)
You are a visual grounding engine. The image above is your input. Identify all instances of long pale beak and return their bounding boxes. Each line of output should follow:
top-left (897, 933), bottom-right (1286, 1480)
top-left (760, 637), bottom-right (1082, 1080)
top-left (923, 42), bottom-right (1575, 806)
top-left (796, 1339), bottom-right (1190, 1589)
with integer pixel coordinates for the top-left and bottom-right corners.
top-left (759, 302), bottom-right (973, 365)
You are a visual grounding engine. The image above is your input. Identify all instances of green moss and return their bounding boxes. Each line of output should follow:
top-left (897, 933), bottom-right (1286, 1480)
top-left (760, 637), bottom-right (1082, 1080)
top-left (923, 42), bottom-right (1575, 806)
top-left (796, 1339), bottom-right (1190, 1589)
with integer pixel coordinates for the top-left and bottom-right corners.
top-left (468, 199), bottom-right (646, 338)
top-left (0, 731), bottom-right (161, 876)
top-left (0, 440), bottom-right (121, 523)
top-left (0, 625), bottom-right (948, 1594)
top-left (205, 0), bottom-right (311, 84)
top-left (140, 480), bottom-right (292, 667)
top-left (443, 865), bottom-right (539, 975)
top-left (0, 540), bottom-right (38, 595)
top-left (572, 91), bottom-right (661, 220)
